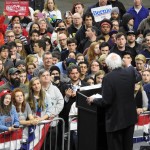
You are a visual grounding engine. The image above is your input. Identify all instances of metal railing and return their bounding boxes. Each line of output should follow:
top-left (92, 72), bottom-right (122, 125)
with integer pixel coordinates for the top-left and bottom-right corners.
top-left (0, 117), bottom-right (65, 150)
top-left (67, 117), bottom-right (77, 150)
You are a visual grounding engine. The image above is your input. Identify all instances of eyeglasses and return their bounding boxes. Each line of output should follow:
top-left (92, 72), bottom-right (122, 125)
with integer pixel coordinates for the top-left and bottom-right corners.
top-left (6, 35), bottom-right (15, 38)
top-left (59, 38), bottom-right (67, 42)
top-left (17, 46), bottom-right (22, 48)
top-left (91, 64), bottom-right (99, 67)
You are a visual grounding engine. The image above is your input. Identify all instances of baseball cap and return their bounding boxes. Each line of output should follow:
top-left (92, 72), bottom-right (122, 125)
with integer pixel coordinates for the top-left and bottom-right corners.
top-left (0, 90), bottom-right (11, 98)
top-left (8, 67), bottom-right (21, 75)
top-left (126, 30), bottom-right (136, 36)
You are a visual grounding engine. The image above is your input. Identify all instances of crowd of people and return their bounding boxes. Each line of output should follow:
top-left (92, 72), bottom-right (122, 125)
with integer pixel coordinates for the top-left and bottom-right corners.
top-left (0, 0), bottom-right (150, 149)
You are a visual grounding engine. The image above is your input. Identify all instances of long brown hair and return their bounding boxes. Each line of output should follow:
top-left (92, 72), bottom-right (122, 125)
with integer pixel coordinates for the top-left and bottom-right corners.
top-left (28, 77), bottom-right (45, 112)
top-left (0, 92), bottom-right (12, 115)
top-left (87, 42), bottom-right (100, 64)
top-left (15, 39), bottom-right (27, 58)
top-left (11, 88), bottom-right (26, 113)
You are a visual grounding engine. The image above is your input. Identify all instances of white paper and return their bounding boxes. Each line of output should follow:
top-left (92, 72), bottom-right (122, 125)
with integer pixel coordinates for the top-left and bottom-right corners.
top-left (91, 5), bottom-right (112, 22)
top-left (91, 93), bottom-right (102, 99)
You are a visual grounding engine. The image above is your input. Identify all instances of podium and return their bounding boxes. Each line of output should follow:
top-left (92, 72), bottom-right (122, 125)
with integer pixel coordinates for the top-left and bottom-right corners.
top-left (76, 85), bottom-right (107, 150)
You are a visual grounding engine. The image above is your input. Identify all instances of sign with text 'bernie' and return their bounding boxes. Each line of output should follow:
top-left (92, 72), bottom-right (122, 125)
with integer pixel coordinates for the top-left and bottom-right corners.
top-left (91, 5), bottom-right (112, 22)
top-left (4, 0), bottom-right (29, 16)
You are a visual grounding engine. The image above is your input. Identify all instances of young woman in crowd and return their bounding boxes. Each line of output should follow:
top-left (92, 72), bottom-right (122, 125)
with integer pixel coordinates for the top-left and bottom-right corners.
top-left (26, 62), bottom-right (36, 80)
top-left (84, 76), bottom-right (94, 86)
top-left (26, 55), bottom-right (38, 68)
top-left (15, 39), bottom-right (27, 59)
top-left (20, 70), bottom-right (29, 86)
top-left (98, 54), bottom-right (108, 73)
top-left (0, 90), bottom-right (19, 132)
top-left (63, 11), bottom-right (72, 28)
top-left (94, 70), bottom-right (105, 85)
top-left (87, 42), bottom-right (101, 64)
top-left (134, 82), bottom-right (148, 115)
top-left (42, 0), bottom-right (62, 27)
top-left (76, 53), bottom-right (85, 64)
top-left (11, 88), bottom-right (38, 126)
top-left (28, 77), bottom-right (52, 121)
top-left (88, 60), bottom-right (101, 78)
top-left (28, 22), bottom-right (40, 35)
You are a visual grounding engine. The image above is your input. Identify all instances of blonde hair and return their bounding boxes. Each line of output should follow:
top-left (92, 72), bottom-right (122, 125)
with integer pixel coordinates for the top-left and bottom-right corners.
top-left (98, 54), bottom-right (107, 64)
top-left (135, 54), bottom-right (146, 64)
top-left (33, 10), bottom-right (40, 16)
top-left (26, 54), bottom-right (38, 64)
top-left (44, 0), bottom-right (57, 11)
top-left (28, 77), bottom-right (45, 112)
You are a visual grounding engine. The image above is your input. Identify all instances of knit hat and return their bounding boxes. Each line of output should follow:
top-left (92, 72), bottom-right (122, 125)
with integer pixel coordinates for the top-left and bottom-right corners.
top-left (49, 66), bottom-right (60, 75)
top-left (15, 60), bottom-right (26, 68)
top-left (100, 19), bottom-right (112, 28)
top-left (111, 7), bottom-right (119, 14)
top-left (65, 58), bottom-right (76, 67)
top-left (126, 30), bottom-right (136, 36)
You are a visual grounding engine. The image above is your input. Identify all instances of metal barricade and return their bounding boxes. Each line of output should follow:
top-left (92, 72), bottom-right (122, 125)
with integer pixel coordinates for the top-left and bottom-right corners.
top-left (0, 128), bottom-right (22, 150)
top-left (41, 117), bottom-right (65, 150)
top-left (67, 117), bottom-right (77, 150)
top-left (133, 111), bottom-right (150, 150)
top-left (0, 117), bottom-right (65, 150)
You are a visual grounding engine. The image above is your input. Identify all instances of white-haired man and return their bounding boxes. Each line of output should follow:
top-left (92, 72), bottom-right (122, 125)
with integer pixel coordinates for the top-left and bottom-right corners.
top-left (87, 53), bottom-right (141, 150)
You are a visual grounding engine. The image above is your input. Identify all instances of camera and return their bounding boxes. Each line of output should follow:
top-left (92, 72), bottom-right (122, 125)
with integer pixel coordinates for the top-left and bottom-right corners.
top-left (56, 27), bottom-right (66, 32)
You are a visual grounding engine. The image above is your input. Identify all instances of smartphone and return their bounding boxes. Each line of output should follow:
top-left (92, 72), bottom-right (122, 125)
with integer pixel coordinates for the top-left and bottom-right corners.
top-left (57, 27), bottom-right (66, 32)
top-left (13, 125), bottom-right (19, 128)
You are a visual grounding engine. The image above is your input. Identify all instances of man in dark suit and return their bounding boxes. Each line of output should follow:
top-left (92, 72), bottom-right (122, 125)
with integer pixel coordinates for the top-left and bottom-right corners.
top-left (87, 53), bottom-right (141, 150)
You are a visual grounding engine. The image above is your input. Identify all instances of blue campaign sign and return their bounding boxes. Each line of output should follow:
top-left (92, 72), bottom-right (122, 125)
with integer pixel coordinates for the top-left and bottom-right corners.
top-left (91, 5), bottom-right (112, 22)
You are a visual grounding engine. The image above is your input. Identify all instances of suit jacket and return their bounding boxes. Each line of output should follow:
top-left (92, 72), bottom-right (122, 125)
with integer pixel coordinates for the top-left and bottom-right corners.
top-left (94, 66), bottom-right (141, 132)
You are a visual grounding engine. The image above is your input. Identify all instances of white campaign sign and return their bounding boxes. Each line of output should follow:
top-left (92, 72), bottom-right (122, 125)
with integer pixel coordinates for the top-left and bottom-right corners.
top-left (91, 5), bottom-right (112, 22)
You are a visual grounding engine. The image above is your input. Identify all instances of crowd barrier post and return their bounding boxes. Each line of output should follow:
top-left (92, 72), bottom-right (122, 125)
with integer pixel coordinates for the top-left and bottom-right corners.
top-left (67, 117), bottom-right (77, 150)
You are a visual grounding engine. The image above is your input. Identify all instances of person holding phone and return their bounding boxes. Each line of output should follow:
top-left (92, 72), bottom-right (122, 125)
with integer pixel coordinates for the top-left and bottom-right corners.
top-left (0, 90), bottom-right (19, 132)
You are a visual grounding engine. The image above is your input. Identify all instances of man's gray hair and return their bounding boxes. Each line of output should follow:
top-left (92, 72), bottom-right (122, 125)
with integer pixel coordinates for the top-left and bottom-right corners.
top-left (38, 69), bottom-right (50, 77)
top-left (105, 53), bottom-right (122, 70)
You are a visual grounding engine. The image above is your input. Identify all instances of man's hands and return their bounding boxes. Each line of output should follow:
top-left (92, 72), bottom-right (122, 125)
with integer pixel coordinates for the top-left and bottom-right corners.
top-left (65, 88), bottom-right (76, 98)
top-left (86, 97), bottom-right (95, 105)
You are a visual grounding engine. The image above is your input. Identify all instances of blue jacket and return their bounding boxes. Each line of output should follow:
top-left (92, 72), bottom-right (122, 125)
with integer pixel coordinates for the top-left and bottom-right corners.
top-left (0, 105), bottom-right (19, 132)
top-left (127, 6), bottom-right (149, 30)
